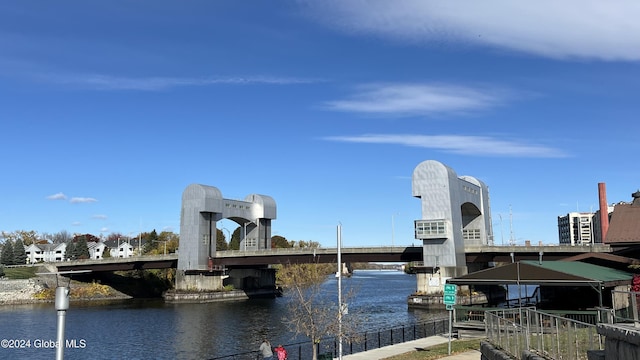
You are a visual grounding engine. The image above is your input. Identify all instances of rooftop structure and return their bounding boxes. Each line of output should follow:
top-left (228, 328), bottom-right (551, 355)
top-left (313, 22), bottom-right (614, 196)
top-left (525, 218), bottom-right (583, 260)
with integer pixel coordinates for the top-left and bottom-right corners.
top-left (606, 190), bottom-right (640, 244)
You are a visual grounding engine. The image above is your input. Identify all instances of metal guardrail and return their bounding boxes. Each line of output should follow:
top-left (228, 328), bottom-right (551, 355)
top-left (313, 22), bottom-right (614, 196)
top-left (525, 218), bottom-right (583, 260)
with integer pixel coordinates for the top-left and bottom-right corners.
top-left (610, 290), bottom-right (640, 327)
top-left (485, 307), bottom-right (603, 360)
top-left (207, 318), bottom-right (448, 360)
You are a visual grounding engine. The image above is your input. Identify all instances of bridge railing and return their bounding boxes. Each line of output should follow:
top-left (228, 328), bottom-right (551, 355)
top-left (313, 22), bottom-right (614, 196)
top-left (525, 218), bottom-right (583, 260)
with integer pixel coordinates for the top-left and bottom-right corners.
top-left (207, 317), bottom-right (448, 360)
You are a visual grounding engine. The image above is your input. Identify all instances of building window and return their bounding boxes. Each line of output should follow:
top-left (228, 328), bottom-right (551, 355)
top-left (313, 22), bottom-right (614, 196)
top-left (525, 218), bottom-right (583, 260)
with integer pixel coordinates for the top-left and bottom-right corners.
top-left (415, 220), bottom-right (447, 239)
top-left (463, 229), bottom-right (482, 240)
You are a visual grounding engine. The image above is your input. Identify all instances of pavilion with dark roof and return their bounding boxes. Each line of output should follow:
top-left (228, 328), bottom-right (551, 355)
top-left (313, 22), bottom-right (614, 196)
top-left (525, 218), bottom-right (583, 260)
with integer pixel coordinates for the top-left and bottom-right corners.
top-left (447, 260), bottom-right (634, 310)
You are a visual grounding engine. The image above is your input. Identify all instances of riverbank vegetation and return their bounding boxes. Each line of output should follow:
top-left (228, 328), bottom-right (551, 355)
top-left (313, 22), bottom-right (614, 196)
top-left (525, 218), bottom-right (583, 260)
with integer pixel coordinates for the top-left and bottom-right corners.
top-left (383, 338), bottom-right (482, 360)
top-left (33, 280), bottom-right (120, 300)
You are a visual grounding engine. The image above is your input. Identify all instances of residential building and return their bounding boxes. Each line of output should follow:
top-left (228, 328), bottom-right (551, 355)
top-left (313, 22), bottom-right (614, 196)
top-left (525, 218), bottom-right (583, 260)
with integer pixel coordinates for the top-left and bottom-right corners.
top-left (558, 212), bottom-right (595, 245)
top-left (103, 239), bottom-right (136, 258)
top-left (24, 242), bottom-right (67, 263)
top-left (87, 241), bottom-right (106, 260)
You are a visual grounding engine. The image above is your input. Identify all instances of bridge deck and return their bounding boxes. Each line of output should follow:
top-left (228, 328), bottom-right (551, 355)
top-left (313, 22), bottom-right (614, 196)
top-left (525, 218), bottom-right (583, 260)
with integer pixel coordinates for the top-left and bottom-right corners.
top-left (54, 244), bottom-right (612, 272)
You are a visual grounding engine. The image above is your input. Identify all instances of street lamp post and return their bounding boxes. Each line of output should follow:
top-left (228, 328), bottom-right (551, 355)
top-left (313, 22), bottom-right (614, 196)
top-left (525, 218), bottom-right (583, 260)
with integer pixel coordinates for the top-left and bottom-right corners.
top-left (243, 222), bottom-right (252, 251)
top-left (337, 223), bottom-right (343, 360)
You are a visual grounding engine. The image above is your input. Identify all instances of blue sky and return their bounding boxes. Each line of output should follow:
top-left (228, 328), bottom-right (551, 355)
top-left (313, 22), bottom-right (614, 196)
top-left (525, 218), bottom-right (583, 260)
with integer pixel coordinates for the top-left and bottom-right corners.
top-left (1, 1), bottom-right (639, 247)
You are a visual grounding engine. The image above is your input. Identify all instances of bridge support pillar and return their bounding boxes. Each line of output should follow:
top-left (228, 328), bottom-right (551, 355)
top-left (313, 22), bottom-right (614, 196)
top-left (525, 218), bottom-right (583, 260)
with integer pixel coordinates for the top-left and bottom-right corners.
top-left (415, 266), bottom-right (468, 294)
top-left (226, 268), bottom-right (278, 297)
top-left (175, 271), bottom-right (224, 291)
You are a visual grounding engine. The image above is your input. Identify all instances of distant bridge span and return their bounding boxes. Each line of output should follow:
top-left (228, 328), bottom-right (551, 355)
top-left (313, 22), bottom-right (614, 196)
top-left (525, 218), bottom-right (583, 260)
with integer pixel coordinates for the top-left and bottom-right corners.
top-left (55, 244), bottom-right (611, 273)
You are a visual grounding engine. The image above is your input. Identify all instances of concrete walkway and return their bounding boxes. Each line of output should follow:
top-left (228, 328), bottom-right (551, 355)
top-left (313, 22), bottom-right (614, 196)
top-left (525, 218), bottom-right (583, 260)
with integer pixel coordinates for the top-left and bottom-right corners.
top-left (339, 335), bottom-right (481, 360)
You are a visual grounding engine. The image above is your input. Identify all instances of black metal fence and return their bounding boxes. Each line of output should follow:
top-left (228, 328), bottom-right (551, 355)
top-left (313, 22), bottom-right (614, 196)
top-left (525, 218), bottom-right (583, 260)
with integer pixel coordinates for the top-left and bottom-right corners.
top-left (208, 318), bottom-right (448, 360)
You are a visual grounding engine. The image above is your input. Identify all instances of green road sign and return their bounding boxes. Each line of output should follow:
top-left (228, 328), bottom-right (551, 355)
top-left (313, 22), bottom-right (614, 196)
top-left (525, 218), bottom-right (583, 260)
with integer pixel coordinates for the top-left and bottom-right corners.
top-left (443, 284), bottom-right (457, 294)
top-left (446, 304), bottom-right (453, 310)
top-left (443, 294), bottom-right (456, 305)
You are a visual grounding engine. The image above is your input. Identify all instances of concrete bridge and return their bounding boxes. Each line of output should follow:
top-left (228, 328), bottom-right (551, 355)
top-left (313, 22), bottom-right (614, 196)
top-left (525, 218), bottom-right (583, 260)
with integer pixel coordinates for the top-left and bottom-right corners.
top-left (55, 244), bottom-right (610, 272)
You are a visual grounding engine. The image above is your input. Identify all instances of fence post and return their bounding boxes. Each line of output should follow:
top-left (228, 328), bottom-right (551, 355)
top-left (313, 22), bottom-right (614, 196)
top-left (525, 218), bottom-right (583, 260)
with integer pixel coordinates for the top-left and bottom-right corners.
top-left (364, 332), bottom-right (367, 351)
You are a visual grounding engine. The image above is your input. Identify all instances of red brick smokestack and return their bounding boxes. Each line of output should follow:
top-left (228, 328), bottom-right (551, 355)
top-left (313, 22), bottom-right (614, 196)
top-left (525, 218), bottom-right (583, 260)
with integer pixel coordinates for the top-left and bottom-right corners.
top-left (598, 182), bottom-right (609, 243)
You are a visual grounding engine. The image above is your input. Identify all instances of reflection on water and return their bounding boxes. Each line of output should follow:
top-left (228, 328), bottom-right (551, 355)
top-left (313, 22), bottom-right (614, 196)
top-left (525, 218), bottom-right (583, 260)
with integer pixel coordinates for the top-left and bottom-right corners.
top-left (0, 270), bottom-right (444, 360)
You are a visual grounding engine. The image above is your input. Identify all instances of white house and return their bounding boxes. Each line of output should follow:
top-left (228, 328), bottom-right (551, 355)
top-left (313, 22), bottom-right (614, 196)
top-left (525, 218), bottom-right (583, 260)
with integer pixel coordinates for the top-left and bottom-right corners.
top-left (24, 242), bottom-right (67, 263)
top-left (87, 241), bottom-right (107, 260)
top-left (102, 239), bottom-right (135, 258)
top-left (112, 241), bottom-right (135, 258)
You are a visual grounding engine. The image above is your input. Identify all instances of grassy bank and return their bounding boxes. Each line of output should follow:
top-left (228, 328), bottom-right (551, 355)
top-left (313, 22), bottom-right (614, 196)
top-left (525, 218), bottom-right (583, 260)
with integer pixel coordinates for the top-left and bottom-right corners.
top-left (2, 266), bottom-right (37, 279)
top-left (383, 339), bottom-right (482, 360)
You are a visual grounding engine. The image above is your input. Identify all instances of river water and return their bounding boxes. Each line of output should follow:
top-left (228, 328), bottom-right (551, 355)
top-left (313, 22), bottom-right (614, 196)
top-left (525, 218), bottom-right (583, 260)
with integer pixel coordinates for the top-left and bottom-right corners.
top-left (0, 270), bottom-right (445, 360)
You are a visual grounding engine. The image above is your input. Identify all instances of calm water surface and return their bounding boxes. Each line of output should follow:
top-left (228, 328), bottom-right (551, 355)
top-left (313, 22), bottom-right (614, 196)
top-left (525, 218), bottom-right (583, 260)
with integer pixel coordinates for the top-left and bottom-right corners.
top-left (0, 270), bottom-right (444, 360)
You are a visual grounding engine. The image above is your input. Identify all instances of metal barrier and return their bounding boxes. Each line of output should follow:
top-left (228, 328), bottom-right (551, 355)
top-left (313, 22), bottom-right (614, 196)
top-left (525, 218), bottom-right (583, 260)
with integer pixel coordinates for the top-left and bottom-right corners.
top-left (611, 290), bottom-right (640, 327)
top-left (485, 308), bottom-right (603, 360)
top-left (208, 318), bottom-right (448, 360)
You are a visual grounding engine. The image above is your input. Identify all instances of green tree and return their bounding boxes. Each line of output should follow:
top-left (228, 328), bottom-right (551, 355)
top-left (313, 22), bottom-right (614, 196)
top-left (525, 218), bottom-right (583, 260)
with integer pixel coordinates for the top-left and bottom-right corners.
top-left (66, 241), bottom-right (76, 260)
top-left (74, 238), bottom-right (90, 259)
top-left (229, 227), bottom-right (241, 250)
top-left (13, 239), bottom-right (27, 265)
top-left (1, 240), bottom-right (15, 265)
top-left (103, 247), bottom-right (112, 258)
top-left (142, 230), bottom-right (159, 254)
top-left (216, 229), bottom-right (228, 251)
top-left (0, 265), bottom-right (4, 277)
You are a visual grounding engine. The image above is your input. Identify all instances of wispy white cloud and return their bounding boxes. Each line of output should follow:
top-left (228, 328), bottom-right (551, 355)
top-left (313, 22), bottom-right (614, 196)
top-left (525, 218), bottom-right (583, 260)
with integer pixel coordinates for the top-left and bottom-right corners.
top-left (325, 83), bottom-right (509, 116)
top-left (302, 0), bottom-right (640, 61)
top-left (324, 134), bottom-right (567, 158)
top-left (46, 192), bottom-right (67, 200)
top-left (38, 73), bottom-right (321, 91)
top-left (70, 197), bottom-right (98, 204)
top-left (92, 215), bottom-right (108, 220)
top-left (99, 227), bottom-right (109, 233)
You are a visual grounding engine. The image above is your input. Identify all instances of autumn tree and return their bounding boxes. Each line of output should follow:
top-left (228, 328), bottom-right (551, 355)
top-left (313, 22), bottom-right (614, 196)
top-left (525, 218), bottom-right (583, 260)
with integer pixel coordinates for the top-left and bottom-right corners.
top-left (51, 230), bottom-right (72, 244)
top-left (160, 231), bottom-right (179, 254)
top-left (2, 230), bottom-right (39, 246)
top-left (271, 235), bottom-right (292, 249)
top-left (278, 263), bottom-right (361, 360)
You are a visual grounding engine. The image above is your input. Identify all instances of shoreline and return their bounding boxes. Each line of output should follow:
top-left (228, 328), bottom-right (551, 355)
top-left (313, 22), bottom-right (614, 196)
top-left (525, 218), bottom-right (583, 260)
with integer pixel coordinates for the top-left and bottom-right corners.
top-left (0, 277), bottom-right (133, 306)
